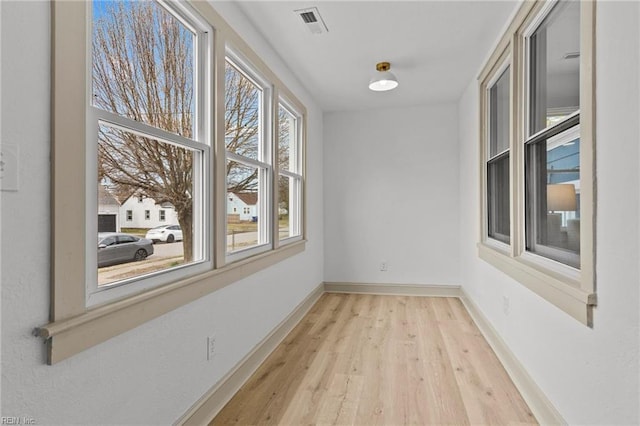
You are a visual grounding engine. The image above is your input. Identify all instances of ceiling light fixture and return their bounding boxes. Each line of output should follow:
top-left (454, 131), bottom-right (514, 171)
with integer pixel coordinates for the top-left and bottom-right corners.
top-left (369, 62), bottom-right (398, 92)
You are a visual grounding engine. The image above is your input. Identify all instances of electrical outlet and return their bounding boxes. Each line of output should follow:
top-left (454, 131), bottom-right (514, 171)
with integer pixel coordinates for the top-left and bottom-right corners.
top-left (207, 335), bottom-right (216, 361)
top-left (0, 144), bottom-right (19, 192)
top-left (502, 296), bottom-right (510, 316)
top-left (380, 261), bottom-right (388, 272)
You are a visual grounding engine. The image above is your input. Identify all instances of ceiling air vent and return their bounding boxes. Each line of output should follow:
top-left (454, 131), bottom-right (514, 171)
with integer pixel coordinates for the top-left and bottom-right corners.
top-left (300, 12), bottom-right (317, 24)
top-left (295, 7), bottom-right (328, 35)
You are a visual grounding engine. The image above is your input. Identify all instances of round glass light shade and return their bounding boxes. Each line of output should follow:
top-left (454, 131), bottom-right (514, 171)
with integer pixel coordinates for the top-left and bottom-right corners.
top-left (369, 71), bottom-right (399, 91)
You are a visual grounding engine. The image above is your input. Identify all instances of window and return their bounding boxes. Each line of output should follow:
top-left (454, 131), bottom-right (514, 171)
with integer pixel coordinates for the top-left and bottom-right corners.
top-left (528, 1), bottom-right (580, 134)
top-left (224, 56), bottom-right (271, 259)
top-left (486, 62), bottom-right (511, 245)
top-left (278, 101), bottom-right (303, 242)
top-left (101, 236), bottom-right (116, 247)
top-left (478, 0), bottom-right (595, 326)
top-left (45, 0), bottom-right (307, 363)
top-left (91, 0), bottom-right (209, 298)
top-left (525, 1), bottom-right (581, 268)
top-left (118, 235), bottom-right (137, 244)
top-left (526, 122), bottom-right (581, 268)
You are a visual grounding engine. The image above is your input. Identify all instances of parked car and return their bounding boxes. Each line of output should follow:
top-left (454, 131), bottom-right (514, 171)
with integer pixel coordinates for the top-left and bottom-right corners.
top-left (145, 224), bottom-right (183, 243)
top-left (98, 232), bottom-right (154, 267)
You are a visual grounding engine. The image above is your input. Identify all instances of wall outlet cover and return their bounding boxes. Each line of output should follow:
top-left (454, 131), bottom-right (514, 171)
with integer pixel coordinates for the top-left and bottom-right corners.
top-left (207, 335), bottom-right (216, 361)
top-left (0, 144), bottom-right (19, 191)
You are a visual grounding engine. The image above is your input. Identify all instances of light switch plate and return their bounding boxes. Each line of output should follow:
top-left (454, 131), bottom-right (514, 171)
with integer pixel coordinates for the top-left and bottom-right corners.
top-left (0, 144), bottom-right (19, 191)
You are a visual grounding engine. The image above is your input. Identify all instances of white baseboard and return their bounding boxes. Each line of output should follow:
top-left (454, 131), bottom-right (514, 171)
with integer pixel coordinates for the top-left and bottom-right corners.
top-left (460, 289), bottom-right (566, 425)
top-left (175, 283), bottom-right (325, 426)
top-left (324, 281), bottom-right (461, 297)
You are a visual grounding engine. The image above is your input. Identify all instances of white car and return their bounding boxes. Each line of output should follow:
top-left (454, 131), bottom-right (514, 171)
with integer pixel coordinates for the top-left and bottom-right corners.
top-left (145, 225), bottom-right (183, 243)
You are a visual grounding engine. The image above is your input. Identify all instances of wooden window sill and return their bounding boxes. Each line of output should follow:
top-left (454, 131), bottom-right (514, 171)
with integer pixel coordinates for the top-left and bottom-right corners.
top-left (477, 242), bottom-right (596, 326)
top-left (36, 240), bottom-right (306, 364)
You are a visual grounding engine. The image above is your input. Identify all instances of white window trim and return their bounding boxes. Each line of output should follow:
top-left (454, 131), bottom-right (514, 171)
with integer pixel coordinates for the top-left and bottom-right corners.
top-left (277, 97), bottom-right (304, 245)
top-left (483, 53), bottom-right (512, 247)
top-left (85, 0), bottom-right (213, 307)
top-left (223, 52), bottom-right (274, 263)
top-left (41, 0), bottom-right (307, 364)
top-left (478, 0), bottom-right (596, 326)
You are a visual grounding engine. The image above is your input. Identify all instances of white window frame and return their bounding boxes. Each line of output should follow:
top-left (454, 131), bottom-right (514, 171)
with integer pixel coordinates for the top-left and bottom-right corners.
top-left (41, 0), bottom-right (307, 364)
top-left (477, 0), bottom-right (596, 326)
top-left (223, 51), bottom-right (273, 263)
top-left (85, 0), bottom-right (213, 307)
top-left (276, 98), bottom-right (304, 245)
top-left (482, 52), bottom-right (512, 253)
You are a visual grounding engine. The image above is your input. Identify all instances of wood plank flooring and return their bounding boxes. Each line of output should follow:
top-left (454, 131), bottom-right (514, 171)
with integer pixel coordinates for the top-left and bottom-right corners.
top-left (212, 293), bottom-right (537, 425)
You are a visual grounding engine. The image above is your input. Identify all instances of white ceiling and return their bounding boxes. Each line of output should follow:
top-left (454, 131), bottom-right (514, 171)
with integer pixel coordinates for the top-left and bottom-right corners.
top-left (234, 1), bottom-right (519, 112)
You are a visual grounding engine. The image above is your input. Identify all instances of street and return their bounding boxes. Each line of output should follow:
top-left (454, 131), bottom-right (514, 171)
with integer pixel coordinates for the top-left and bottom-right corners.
top-left (98, 229), bottom-right (288, 286)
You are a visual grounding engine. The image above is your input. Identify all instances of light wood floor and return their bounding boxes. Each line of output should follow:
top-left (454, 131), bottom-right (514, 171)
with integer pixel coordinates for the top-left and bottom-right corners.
top-left (212, 293), bottom-right (537, 425)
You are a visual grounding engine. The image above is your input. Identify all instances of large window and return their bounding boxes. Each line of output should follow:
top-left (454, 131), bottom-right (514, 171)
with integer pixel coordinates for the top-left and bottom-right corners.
top-left (486, 63), bottom-right (511, 245)
top-left (90, 0), bottom-right (209, 302)
top-left (44, 0), bottom-right (307, 364)
top-left (478, 0), bottom-right (595, 326)
top-left (278, 101), bottom-right (303, 242)
top-left (224, 57), bottom-right (271, 259)
top-left (524, 1), bottom-right (581, 268)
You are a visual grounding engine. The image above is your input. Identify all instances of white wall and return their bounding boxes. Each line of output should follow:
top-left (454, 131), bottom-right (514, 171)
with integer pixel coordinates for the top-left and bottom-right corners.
top-left (458, 2), bottom-right (640, 423)
top-left (324, 105), bottom-right (460, 286)
top-left (1, 1), bottom-right (323, 423)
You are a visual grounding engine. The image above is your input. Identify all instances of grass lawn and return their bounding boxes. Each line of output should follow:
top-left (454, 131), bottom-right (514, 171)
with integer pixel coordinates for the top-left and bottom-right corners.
top-left (120, 227), bottom-right (150, 237)
top-left (226, 218), bottom-right (289, 234)
top-left (227, 222), bottom-right (258, 233)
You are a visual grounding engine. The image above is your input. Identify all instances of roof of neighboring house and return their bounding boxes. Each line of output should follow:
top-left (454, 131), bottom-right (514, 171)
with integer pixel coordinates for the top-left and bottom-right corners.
top-left (99, 185), bottom-right (120, 206)
top-left (233, 192), bottom-right (258, 206)
top-left (118, 191), bottom-right (175, 209)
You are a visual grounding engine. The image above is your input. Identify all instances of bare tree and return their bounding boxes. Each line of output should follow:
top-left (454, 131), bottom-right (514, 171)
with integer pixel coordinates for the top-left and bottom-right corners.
top-left (224, 62), bottom-right (259, 193)
top-left (94, 1), bottom-right (261, 261)
top-left (277, 107), bottom-right (291, 214)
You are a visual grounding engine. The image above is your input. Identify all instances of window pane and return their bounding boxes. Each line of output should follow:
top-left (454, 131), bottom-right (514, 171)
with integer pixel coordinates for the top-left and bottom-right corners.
top-left (526, 127), bottom-right (580, 267)
top-left (98, 123), bottom-right (198, 286)
top-left (529, 1), bottom-right (580, 134)
top-left (278, 105), bottom-right (296, 171)
top-left (92, 0), bottom-right (195, 138)
top-left (225, 61), bottom-right (261, 160)
top-left (278, 175), bottom-right (290, 240)
top-left (489, 67), bottom-right (510, 157)
top-left (227, 160), bottom-right (261, 253)
top-left (487, 154), bottom-right (510, 243)
top-left (278, 174), bottom-right (302, 241)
